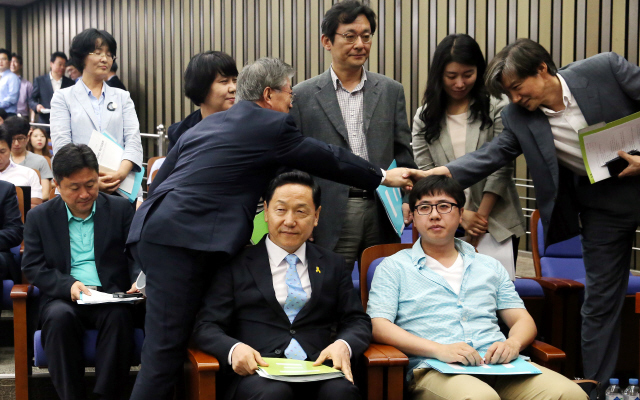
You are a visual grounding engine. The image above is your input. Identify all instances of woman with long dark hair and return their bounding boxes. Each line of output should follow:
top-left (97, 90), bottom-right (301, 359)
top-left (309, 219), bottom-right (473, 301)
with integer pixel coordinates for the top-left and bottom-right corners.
top-left (412, 33), bottom-right (525, 262)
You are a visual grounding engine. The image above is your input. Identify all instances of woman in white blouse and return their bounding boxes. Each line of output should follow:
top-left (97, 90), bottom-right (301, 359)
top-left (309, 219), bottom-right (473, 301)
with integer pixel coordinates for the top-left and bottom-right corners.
top-left (411, 33), bottom-right (525, 259)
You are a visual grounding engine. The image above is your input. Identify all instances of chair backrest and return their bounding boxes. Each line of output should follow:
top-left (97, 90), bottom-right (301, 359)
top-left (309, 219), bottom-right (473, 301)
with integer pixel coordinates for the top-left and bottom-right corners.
top-left (360, 243), bottom-right (412, 311)
top-left (15, 186), bottom-right (25, 223)
top-left (31, 168), bottom-right (41, 181)
top-left (530, 209), bottom-right (585, 280)
top-left (146, 156), bottom-right (165, 184)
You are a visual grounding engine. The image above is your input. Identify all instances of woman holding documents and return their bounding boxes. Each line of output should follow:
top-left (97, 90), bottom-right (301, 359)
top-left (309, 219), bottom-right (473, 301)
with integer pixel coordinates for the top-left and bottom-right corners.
top-left (50, 28), bottom-right (143, 195)
top-left (411, 34), bottom-right (525, 263)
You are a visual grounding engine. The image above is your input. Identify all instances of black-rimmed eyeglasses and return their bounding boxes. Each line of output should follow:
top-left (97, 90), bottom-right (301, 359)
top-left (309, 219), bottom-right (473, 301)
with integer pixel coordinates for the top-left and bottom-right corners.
top-left (414, 202), bottom-right (460, 215)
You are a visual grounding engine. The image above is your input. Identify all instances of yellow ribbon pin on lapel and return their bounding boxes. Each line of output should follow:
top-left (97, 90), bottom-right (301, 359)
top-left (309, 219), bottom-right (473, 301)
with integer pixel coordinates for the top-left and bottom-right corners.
top-left (316, 266), bottom-right (321, 273)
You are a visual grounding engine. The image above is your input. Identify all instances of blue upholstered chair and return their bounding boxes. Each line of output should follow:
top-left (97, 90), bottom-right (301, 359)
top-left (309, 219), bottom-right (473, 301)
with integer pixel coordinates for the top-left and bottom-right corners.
top-left (11, 284), bottom-right (145, 400)
top-left (530, 209), bottom-right (640, 378)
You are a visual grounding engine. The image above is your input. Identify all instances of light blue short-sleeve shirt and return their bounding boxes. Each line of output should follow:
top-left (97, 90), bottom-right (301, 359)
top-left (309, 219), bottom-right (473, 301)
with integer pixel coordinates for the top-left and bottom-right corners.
top-left (66, 202), bottom-right (102, 286)
top-left (366, 238), bottom-right (524, 373)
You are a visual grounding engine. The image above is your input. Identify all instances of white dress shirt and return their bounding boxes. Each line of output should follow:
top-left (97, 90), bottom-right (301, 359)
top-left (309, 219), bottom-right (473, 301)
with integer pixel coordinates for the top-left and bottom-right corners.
top-left (50, 72), bottom-right (63, 93)
top-left (0, 160), bottom-right (43, 199)
top-left (538, 74), bottom-right (589, 175)
top-left (228, 236), bottom-right (352, 364)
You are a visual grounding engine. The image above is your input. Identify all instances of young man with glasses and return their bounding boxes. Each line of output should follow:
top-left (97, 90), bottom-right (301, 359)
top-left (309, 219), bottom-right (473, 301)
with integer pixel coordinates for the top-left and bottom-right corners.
top-left (367, 175), bottom-right (587, 400)
top-left (0, 123), bottom-right (42, 207)
top-left (290, 0), bottom-right (416, 272)
top-left (4, 116), bottom-right (52, 200)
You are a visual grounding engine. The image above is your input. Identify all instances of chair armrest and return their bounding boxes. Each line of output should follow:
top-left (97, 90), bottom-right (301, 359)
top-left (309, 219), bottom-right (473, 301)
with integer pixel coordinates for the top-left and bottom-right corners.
top-left (636, 292), bottom-right (640, 313)
top-left (10, 284), bottom-right (30, 302)
top-left (365, 343), bottom-right (409, 367)
top-left (187, 347), bottom-right (220, 372)
top-left (527, 340), bottom-right (566, 362)
top-left (522, 277), bottom-right (584, 294)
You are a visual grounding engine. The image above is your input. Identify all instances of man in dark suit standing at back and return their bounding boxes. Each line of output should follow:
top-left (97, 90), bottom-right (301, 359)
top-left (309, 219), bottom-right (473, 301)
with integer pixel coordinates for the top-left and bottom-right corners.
top-left (193, 171), bottom-right (370, 400)
top-left (423, 40), bottom-right (640, 398)
top-left (290, 1), bottom-right (416, 270)
top-left (128, 57), bottom-right (421, 400)
top-left (21, 143), bottom-right (140, 400)
top-left (105, 61), bottom-right (127, 91)
top-left (29, 52), bottom-right (75, 125)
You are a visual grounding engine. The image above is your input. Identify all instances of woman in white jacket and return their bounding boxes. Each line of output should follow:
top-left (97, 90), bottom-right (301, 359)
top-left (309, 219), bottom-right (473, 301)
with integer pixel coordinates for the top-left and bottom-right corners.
top-left (50, 28), bottom-right (142, 194)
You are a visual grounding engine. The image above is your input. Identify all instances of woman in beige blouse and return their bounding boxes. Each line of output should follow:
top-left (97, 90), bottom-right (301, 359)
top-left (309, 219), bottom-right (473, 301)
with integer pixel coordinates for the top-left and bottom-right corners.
top-left (411, 34), bottom-right (525, 258)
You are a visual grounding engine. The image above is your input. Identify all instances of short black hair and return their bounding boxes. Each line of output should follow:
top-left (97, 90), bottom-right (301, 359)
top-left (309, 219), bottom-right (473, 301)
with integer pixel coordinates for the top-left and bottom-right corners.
top-left (66, 59), bottom-right (78, 68)
top-left (110, 60), bottom-right (118, 73)
top-left (0, 125), bottom-right (11, 148)
top-left (409, 175), bottom-right (465, 213)
top-left (3, 116), bottom-right (30, 140)
top-left (10, 53), bottom-right (23, 65)
top-left (0, 49), bottom-right (10, 60)
top-left (0, 108), bottom-right (7, 121)
top-left (50, 51), bottom-right (68, 64)
top-left (485, 39), bottom-right (558, 98)
top-left (264, 170), bottom-right (321, 209)
top-left (52, 143), bottom-right (100, 183)
top-left (69, 29), bottom-right (117, 73)
top-left (184, 51), bottom-right (238, 106)
top-left (321, 0), bottom-right (377, 43)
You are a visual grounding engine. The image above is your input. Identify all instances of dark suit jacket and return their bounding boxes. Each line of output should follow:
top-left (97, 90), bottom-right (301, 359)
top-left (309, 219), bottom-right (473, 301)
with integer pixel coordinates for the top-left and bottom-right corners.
top-left (167, 109), bottom-right (202, 153)
top-left (0, 181), bottom-right (23, 252)
top-left (127, 100), bottom-right (383, 258)
top-left (0, 181), bottom-right (24, 281)
top-left (29, 73), bottom-right (75, 124)
top-left (290, 70), bottom-right (416, 250)
top-left (192, 239), bottom-right (371, 398)
top-left (106, 75), bottom-right (127, 91)
top-left (22, 194), bottom-right (139, 306)
top-left (447, 52), bottom-right (640, 246)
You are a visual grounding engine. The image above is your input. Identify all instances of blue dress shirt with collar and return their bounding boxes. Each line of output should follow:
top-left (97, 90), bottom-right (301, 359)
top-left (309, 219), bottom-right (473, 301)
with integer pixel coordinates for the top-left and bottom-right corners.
top-left (0, 69), bottom-right (21, 113)
top-left (366, 238), bottom-right (524, 374)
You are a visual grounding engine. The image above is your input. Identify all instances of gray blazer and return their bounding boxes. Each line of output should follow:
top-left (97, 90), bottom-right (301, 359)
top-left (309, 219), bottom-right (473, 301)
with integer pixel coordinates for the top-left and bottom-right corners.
top-left (446, 52), bottom-right (640, 246)
top-left (50, 79), bottom-right (143, 171)
top-left (290, 69), bottom-right (416, 250)
top-left (412, 96), bottom-right (525, 242)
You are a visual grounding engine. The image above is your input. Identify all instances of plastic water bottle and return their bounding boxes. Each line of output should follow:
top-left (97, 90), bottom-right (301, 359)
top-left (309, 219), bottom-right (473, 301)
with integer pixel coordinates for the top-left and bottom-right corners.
top-left (607, 379), bottom-right (623, 400)
top-left (624, 379), bottom-right (639, 400)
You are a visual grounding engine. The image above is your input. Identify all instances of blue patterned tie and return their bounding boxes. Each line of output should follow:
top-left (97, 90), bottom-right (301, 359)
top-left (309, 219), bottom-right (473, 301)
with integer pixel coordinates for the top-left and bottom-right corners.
top-left (283, 254), bottom-right (308, 360)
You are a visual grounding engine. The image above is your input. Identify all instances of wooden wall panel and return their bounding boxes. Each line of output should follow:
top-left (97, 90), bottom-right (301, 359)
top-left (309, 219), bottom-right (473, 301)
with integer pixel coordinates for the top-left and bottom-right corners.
top-left (0, 0), bottom-right (636, 143)
top-left (0, 0), bottom-right (639, 256)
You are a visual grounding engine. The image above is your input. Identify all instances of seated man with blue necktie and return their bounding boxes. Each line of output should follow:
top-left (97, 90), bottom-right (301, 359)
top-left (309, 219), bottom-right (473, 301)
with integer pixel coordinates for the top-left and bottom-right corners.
top-left (21, 143), bottom-right (140, 400)
top-left (193, 171), bottom-right (371, 400)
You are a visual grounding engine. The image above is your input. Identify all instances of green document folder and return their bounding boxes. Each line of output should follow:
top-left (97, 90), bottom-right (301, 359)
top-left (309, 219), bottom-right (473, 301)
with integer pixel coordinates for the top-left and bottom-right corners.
top-left (251, 211), bottom-right (269, 244)
top-left (257, 358), bottom-right (345, 382)
top-left (579, 111), bottom-right (640, 183)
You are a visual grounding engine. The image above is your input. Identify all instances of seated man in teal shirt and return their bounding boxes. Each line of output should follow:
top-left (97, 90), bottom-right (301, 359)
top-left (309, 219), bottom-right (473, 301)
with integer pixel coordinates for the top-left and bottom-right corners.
top-left (367, 176), bottom-right (586, 400)
top-left (22, 143), bottom-right (140, 400)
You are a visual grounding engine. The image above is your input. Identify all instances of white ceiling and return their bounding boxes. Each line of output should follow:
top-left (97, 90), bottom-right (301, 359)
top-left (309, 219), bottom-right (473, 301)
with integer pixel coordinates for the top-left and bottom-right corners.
top-left (0, 0), bottom-right (38, 6)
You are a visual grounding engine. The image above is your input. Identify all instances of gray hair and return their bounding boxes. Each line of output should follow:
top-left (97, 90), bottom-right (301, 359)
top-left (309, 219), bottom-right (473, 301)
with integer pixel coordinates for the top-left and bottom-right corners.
top-left (236, 57), bottom-right (295, 102)
top-left (485, 39), bottom-right (557, 98)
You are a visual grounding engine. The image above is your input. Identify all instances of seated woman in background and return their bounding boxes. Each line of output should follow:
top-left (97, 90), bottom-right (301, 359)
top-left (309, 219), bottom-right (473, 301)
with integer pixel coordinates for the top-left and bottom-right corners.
top-left (411, 33), bottom-right (525, 262)
top-left (27, 127), bottom-right (50, 158)
top-left (167, 51), bottom-right (238, 152)
top-left (50, 28), bottom-right (142, 195)
top-left (4, 116), bottom-right (52, 200)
